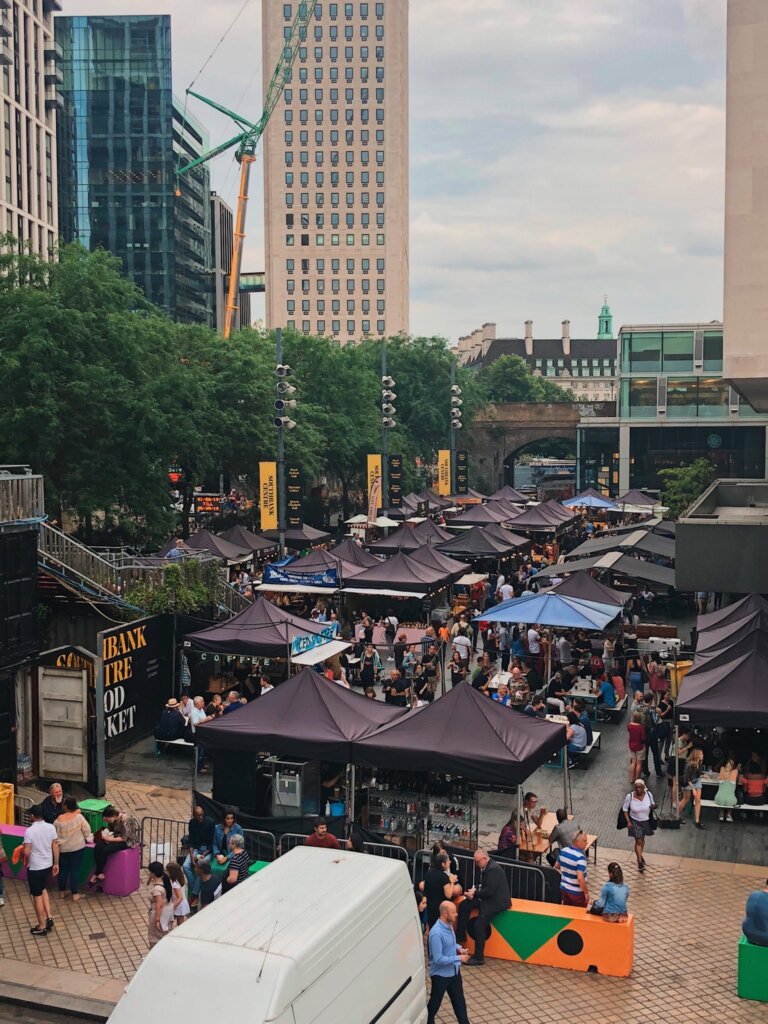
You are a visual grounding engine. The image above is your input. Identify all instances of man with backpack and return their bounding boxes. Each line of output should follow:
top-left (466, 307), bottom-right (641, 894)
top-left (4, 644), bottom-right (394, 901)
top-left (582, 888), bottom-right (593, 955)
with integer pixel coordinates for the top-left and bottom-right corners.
top-left (382, 610), bottom-right (398, 661)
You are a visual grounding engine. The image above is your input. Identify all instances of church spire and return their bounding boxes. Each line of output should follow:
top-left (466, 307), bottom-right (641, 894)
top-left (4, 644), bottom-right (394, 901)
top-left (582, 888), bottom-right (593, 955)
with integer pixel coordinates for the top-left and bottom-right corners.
top-left (598, 295), bottom-right (613, 339)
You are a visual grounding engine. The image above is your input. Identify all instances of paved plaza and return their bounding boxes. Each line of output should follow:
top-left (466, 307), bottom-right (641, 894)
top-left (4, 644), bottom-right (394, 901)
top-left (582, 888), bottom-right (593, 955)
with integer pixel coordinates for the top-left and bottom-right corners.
top-left (0, 766), bottom-right (766, 1022)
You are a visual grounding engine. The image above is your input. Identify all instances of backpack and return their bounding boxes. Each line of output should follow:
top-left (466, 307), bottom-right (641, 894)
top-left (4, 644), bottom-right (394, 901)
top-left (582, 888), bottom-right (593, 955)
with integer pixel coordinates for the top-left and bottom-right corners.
top-left (384, 618), bottom-right (396, 639)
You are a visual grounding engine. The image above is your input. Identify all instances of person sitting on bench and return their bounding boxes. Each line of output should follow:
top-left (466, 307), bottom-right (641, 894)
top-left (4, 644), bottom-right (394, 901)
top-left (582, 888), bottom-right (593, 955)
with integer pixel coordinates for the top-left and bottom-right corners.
top-left (88, 806), bottom-right (136, 888)
top-left (743, 880), bottom-right (768, 946)
top-left (566, 711), bottom-right (588, 767)
top-left (455, 849), bottom-right (511, 967)
top-left (154, 699), bottom-right (186, 742)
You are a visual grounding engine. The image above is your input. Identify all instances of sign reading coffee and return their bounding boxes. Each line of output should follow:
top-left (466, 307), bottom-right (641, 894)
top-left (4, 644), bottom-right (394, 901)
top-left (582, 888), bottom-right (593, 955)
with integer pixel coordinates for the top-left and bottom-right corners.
top-left (98, 614), bottom-right (172, 753)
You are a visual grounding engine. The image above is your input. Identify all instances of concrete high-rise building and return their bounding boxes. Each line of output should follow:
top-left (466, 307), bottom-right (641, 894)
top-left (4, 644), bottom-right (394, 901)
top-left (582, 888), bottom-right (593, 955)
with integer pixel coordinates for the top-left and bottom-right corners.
top-left (262, 0), bottom-right (409, 346)
top-left (56, 15), bottom-right (213, 326)
top-left (724, 0), bottom-right (768, 411)
top-left (0, 0), bottom-right (61, 257)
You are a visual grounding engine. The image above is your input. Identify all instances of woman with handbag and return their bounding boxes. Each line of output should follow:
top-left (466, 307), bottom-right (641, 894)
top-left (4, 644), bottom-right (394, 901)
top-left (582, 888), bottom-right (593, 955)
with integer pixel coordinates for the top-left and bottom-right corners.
top-left (622, 779), bottom-right (656, 872)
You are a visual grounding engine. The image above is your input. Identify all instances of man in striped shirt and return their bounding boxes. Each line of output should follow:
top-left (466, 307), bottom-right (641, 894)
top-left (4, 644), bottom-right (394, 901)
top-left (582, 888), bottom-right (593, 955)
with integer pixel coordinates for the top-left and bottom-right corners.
top-left (557, 831), bottom-right (589, 907)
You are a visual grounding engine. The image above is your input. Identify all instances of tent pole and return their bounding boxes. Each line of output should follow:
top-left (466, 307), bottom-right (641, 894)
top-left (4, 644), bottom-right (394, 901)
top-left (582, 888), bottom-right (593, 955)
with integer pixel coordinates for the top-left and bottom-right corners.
top-left (348, 763), bottom-right (356, 829)
top-left (673, 724), bottom-right (680, 819)
top-left (563, 748), bottom-right (570, 814)
top-left (516, 782), bottom-right (522, 858)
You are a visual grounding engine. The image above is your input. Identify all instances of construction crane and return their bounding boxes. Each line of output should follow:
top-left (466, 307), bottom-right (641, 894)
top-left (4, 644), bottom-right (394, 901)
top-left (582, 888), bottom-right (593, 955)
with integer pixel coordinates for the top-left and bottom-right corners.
top-left (176, 1), bottom-right (317, 339)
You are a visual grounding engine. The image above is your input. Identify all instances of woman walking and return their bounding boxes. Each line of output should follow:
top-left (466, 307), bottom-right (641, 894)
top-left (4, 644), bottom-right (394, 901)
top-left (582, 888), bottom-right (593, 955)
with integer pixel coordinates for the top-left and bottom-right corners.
top-left (165, 861), bottom-right (190, 924)
top-left (627, 712), bottom-right (646, 785)
top-left (678, 748), bottom-right (706, 829)
top-left (146, 862), bottom-right (174, 947)
top-left (622, 779), bottom-right (656, 872)
top-left (54, 797), bottom-right (92, 901)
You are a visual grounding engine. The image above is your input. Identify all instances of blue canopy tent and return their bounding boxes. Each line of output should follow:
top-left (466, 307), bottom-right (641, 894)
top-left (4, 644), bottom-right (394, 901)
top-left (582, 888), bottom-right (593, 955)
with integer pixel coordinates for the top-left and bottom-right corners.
top-left (562, 488), bottom-right (618, 510)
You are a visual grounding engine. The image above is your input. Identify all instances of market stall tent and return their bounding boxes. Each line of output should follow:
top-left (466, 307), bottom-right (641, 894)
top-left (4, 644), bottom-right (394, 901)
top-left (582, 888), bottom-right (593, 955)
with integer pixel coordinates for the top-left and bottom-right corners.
top-left (616, 488), bottom-right (659, 507)
top-left (550, 570), bottom-right (629, 606)
top-left (677, 630), bottom-right (768, 727)
top-left (533, 551), bottom-right (676, 589)
top-left (184, 595), bottom-right (333, 656)
top-left (159, 530), bottom-right (253, 563)
top-left (449, 503), bottom-right (514, 528)
top-left (696, 593), bottom-right (768, 633)
top-left (196, 667), bottom-right (405, 760)
top-left (352, 682), bottom-right (566, 786)
top-left (366, 523), bottom-right (425, 554)
top-left (693, 608), bottom-right (768, 663)
top-left (277, 546), bottom-right (367, 578)
top-left (562, 488), bottom-right (618, 510)
top-left (220, 525), bottom-right (280, 555)
top-left (261, 524), bottom-right (332, 549)
top-left (344, 550), bottom-right (451, 596)
top-left (477, 591), bottom-right (620, 631)
top-left (408, 546), bottom-right (471, 579)
top-left (329, 538), bottom-right (381, 568)
top-left (437, 525), bottom-right (525, 558)
top-left (488, 485), bottom-right (530, 503)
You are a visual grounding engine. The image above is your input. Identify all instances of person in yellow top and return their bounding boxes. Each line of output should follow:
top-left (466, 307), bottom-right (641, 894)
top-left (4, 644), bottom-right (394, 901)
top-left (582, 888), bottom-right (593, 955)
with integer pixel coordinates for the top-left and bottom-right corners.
top-left (53, 797), bottom-right (93, 901)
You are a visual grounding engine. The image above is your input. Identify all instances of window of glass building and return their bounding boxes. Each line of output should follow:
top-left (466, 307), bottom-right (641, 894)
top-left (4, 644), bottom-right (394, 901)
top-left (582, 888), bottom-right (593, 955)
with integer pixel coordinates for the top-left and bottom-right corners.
top-left (666, 378), bottom-right (697, 418)
top-left (620, 378), bottom-right (656, 418)
top-left (621, 332), bottom-right (661, 373)
top-left (661, 332), bottom-right (694, 373)
top-left (702, 331), bottom-right (723, 371)
top-left (696, 378), bottom-right (729, 418)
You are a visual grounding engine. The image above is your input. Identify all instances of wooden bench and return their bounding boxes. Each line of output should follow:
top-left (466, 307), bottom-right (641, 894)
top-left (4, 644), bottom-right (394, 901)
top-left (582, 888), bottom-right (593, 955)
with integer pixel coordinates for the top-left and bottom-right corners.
top-left (700, 798), bottom-right (768, 815)
top-left (602, 696), bottom-right (628, 723)
top-left (466, 897), bottom-right (634, 977)
top-left (569, 732), bottom-right (601, 770)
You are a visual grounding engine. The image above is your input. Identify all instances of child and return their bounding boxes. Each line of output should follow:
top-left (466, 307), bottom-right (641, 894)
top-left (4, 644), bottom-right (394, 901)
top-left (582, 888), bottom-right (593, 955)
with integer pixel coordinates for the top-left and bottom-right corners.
top-left (166, 861), bottom-right (191, 925)
top-left (590, 862), bottom-right (628, 922)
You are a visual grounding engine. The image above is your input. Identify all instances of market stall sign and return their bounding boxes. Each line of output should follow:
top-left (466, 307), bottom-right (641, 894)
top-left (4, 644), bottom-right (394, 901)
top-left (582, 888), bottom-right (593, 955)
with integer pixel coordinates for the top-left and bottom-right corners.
top-left (290, 628), bottom-right (338, 657)
top-left (193, 493), bottom-right (223, 515)
top-left (263, 564), bottom-right (339, 588)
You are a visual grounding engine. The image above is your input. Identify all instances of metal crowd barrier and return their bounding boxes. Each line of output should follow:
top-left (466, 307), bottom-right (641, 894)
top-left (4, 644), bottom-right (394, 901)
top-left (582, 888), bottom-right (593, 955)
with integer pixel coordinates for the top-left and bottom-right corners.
top-left (278, 832), bottom-right (308, 857)
top-left (412, 848), bottom-right (546, 903)
top-left (14, 794), bottom-right (33, 826)
top-left (139, 816), bottom-right (189, 868)
top-left (243, 828), bottom-right (277, 863)
top-left (362, 840), bottom-right (409, 863)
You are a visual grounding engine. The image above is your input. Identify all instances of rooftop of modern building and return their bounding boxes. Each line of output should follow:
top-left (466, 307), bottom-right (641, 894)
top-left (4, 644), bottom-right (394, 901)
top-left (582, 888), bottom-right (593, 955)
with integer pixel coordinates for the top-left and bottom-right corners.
top-left (619, 320), bottom-right (723, 334)
top-left (680, 478), bottom-right (768, 525)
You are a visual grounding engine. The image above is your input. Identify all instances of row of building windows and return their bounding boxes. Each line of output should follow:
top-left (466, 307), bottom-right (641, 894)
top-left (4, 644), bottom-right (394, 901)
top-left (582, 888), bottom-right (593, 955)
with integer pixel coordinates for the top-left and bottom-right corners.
top-left (286, 65), bottom-right (384, 84)
top-left (283, 45), bottom-right (386, 63)
top-left (284, 146), bottom-right (386, 168)
top-left (284, 108), bottom-right (384, 125)
top-left (620, 377), bottom-right (755, 419)
top-left (285, 171), bottom-right (383, 187)
top-left (285, 231), bottom-right (385, 246)
top-left (535, 357), bottom-right (614, 368)
top-left (285, 190), bottom-right (385, 205)
top-left (284, 3), bottom-right (385, 21)
top-left (286, 257), bottom-right (385, 272)
top-left (287, 212), bottom-right (384, 226)
top-left (285, 88), bottom-right (384, 104)
top-left (284, 129), bottom-right (385, 145)
top-left (286, 278), bottom-right (386, 292)
top-left (620, 331), bottom-right (723, 374)
top-left (285, 23), bottom-right (384, 41)
top-left (286, 298), bottom-right (386, 312)
top-left (287, 319), bottom-right (387, 336)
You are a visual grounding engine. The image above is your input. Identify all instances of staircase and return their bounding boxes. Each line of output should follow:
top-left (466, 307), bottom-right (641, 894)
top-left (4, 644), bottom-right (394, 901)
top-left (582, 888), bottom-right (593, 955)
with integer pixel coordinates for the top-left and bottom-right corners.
top-left (37, 521), bottom-right (249, 616)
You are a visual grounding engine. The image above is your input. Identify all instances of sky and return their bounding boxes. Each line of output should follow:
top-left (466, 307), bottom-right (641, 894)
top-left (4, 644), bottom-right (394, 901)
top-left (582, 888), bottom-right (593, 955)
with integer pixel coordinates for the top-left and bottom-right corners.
top-left (62, 0), bottom-right (728, 342)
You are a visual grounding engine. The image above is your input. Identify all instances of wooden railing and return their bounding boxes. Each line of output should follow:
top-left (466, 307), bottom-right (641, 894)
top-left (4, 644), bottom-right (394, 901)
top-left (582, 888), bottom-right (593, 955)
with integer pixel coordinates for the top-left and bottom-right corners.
top-left (0, 471), bottom-right (45, 523)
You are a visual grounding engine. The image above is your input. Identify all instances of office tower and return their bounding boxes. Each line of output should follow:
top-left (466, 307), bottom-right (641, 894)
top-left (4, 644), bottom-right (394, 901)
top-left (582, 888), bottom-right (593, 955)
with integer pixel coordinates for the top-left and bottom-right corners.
top-left (56, 15), bottom-right (213, 325)
top-left (0, 0), bottom-right (61, 256)
top-left (211, 190), bottom-right (252, 332)
top-left (262, 0), bottom-right (409, 345)
top-left (723, 1), bottom-right (768, 411)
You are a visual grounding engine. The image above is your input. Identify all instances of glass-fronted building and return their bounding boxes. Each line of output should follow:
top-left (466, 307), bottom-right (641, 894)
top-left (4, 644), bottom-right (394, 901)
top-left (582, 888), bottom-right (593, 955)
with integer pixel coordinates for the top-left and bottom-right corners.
top-left (56, 15), bottom-right (212, 325)
top-left (577, 322), bottom-right (768, 495)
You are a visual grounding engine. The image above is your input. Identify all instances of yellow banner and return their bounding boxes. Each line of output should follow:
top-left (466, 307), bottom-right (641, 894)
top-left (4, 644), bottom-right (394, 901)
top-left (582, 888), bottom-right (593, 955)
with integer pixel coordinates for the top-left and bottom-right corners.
top-left (259, 461), bottom-right (278, 531)
top-left (437, 449), bottom-right (451, 496)
top-left (367, 454), bottom-right (382, 520)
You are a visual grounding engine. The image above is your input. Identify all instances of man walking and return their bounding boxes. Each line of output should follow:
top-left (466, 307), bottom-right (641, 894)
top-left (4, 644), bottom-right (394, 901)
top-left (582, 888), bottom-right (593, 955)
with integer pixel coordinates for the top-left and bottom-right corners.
top-left (427, 900), bottom-right (471, 1024)
top-left (23, 804), bottom-right (59, 936)
top-left (456, 849), bottom-right (511, 966)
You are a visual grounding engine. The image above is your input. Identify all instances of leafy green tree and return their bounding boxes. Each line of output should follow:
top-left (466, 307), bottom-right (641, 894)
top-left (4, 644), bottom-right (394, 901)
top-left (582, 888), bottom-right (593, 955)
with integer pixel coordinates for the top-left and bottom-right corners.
top-left (659, 458), bottom-right (714, 519)
top-left (477, 354), bottom-right (573, 404)
top-left (123, 560), bottom-right (220, 615)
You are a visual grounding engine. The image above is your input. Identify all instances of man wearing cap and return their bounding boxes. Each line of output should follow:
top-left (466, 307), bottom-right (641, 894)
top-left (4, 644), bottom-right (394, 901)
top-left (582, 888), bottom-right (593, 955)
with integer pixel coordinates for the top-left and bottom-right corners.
top-left (154, 698), bottom-right (186, 743)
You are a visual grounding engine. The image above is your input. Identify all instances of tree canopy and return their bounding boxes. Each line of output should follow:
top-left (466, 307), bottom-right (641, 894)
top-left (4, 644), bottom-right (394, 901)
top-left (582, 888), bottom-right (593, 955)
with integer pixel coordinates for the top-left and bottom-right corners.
top-left (659, 458), bottom-right (714, 519)
top-left (0, 240), bottom-right (577, 544)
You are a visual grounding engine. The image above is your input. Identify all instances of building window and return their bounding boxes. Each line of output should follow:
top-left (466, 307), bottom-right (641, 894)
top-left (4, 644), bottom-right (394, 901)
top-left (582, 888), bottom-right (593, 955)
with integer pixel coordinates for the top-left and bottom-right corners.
top-left (620, 378), bottom-right (656, 418)
top-left (696, 378), bottom-right (730, 418)
top-left (662, 332), bottom-right (694, 373)
top-left (703, 331), bottom-right (723, 371)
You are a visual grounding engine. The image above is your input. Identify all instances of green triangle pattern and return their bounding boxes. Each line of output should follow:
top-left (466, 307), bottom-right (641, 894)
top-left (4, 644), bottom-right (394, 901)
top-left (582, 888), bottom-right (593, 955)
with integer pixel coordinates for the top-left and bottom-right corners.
top-left (1, 836), bottom-right (23, 877)
top-left (493, 910), bottom-right (574, 961)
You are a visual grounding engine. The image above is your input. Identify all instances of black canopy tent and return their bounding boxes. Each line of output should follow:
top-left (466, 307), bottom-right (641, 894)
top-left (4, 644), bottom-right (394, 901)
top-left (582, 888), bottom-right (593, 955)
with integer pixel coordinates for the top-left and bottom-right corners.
top-left (219, 525), bottom-right (279, 556)
top-left (159, 530), bottom-right (253, 563)
top-left (329, 538), bottom-right (381, 569)
top-left (344, 550), bottom-right (452, 597)
top-left (261, 523), bottom-right (332, 550)
top-left (693, 609), bottom-right (768, 663)
top-left (352, 682), bottom-right (566, 787)
top-left (437, 525), bottom-right (529, 559)
top-left (366, 523), bottom-right (426, 555)
top-left (408, 546), bottom-right (471, 579)
top-left (448, 503), bottom-right (513, 529)
top-left (184, 595), bottom-right (334, 657)
top-left (488, 484), bottom-right (530, 503)
top-left (550, 570), bottom-right (629, 605)
top-left (196, 667), bottom-right (404, 759)
top-left (677, 630), bottom-right (768, 727)
top-left (277, 546), bottom-right (367, 578)
top-left (697, 594), bottom-right (768, 634)
top-left (502, 503), bottom-right (577, 534)
top-left (617, 488), bottom-right (659, 506)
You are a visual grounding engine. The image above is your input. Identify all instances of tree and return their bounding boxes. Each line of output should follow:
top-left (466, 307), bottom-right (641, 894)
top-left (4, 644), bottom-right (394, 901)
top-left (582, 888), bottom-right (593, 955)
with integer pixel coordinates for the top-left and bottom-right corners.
top-left (477, 354), bottom-right (573, 404)
top-left (658, 458), bottom-right (714, 519)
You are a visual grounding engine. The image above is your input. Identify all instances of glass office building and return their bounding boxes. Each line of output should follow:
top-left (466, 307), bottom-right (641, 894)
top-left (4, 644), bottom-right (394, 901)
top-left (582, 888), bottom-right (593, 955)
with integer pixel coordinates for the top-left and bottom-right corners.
top-left (577, 322), bottom-right (768, 494)
top-left (56, 15), bottom-right (212, 325)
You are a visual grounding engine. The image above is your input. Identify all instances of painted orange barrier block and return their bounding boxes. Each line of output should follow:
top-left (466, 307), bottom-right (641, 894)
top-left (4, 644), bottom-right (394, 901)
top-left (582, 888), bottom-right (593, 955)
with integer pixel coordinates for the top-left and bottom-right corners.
top-left (466, 898), bottom-right (634, 977)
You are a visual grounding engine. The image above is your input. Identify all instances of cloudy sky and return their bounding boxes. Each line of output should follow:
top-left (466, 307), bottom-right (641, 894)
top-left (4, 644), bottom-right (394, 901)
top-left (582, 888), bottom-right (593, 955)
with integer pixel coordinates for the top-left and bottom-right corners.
top-left (62, 0), bottom-right (727, 341)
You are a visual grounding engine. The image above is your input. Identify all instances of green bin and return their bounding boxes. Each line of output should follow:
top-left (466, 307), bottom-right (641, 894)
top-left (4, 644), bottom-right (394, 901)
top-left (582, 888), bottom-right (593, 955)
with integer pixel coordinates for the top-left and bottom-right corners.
top-left (78, 798), bottom-right (111, 833)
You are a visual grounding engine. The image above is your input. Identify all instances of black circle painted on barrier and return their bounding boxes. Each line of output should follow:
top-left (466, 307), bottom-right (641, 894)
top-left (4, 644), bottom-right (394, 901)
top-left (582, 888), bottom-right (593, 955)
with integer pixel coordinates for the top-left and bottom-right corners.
top-left (556, 929), bottom-right (584, 957)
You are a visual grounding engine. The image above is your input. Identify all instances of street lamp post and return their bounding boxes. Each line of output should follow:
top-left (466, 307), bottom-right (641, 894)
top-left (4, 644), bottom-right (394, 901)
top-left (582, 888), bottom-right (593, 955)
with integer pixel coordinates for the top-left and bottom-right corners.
top-left (274, 327), bottom-right (297, 558)
top-left (381, 340), bottom-right (396, 513)
top-left (450, 361), bottom-right (463, 495)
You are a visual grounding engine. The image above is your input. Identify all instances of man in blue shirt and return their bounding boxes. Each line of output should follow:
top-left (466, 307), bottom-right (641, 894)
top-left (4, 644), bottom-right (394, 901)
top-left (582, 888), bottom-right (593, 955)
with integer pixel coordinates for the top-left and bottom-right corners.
top-left (427, 901), bottom-right (471, 1024)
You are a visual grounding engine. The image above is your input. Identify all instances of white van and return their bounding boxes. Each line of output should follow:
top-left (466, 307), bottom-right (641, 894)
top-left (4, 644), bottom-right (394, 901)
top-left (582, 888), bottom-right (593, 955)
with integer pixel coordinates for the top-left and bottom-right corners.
top-left (109, 847), bottom-right (428, 1024)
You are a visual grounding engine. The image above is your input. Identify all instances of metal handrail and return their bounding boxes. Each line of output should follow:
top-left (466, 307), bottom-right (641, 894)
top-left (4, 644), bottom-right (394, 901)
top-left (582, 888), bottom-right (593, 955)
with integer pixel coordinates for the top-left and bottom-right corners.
top-left (412, 848), bottom-right (546, 903)
top-left (277, 832), bottom-right (308, 857)
top-left (139, 816), bottom-right (189, 868)
top-left (38, 521), bottom-right (129, 596)
top-left (242, 828), bottom-right (277, 863)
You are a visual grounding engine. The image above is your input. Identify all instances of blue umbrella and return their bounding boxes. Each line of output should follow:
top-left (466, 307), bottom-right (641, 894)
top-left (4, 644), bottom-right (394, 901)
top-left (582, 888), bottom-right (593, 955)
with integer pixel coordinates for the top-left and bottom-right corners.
top-left (562, 492), bottom-right (618, 510)
top-left (474, 592), bottom-right (619, 631)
